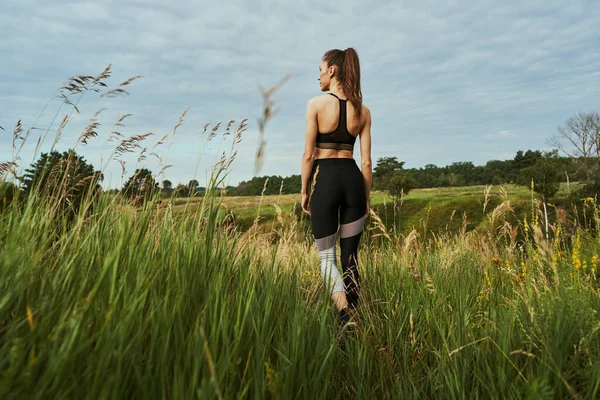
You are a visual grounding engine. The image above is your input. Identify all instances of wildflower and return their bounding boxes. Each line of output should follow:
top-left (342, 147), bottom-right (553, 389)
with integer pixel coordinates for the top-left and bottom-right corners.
top-left (520, 261), bottom-right (527, 279)
top-left (491, 257), bottom-right (503, 268)
top-left (530, 178), bottom-right (534, 191)
top-left (572, 234), bottom-right (582, 272)
top-left (558, 251), bottom-right (567, 259)
top-left (485, 271), bottom-right (492, 288)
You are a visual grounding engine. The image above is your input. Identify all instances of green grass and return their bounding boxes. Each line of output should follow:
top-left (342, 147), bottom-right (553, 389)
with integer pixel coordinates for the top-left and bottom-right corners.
top-left (171, 182), bottom-right (584, 238)
top-left (1, 183), bottom-right (599, 399)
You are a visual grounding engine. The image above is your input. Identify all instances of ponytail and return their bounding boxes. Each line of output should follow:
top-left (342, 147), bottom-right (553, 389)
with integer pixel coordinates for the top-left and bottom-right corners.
top-left (323, 47), bottom-right (363, 119)
top-left (342, 48), bottom-right (362, 120)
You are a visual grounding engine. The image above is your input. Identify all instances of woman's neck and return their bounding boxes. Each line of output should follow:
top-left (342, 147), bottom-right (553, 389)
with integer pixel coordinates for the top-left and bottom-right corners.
top-left (329, 81), bottom-right (346, 99)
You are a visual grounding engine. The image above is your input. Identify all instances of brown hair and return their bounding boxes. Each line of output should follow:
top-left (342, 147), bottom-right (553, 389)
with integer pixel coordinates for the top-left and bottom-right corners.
top-left (323, 47), bottom-right (362, 119)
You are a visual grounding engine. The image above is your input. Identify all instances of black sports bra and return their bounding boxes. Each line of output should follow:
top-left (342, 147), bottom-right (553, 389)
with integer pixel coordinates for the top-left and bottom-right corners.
top-left (315, 93), bottom-right (357, 152)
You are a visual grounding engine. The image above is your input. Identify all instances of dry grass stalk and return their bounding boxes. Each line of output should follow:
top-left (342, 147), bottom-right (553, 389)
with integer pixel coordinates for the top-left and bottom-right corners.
top-left (137, 148), bottom-right (148, 164)
top-left (255, 74), bottom-right (292, 175)
top-left (483, 184), bottom-right (493, 214)
top-left (100, 75), bottom-right (143, 98)
top-left (368, 208), bottom-right (392, 241)
top-left (113, 133), bottom-right (154, 158)
top-left (50, 115), bottom-right (69, 151)
top-left (172, 108), bottom-right (190, 137)
top-left (403, 229), bottom-right (419, 255)
top-left (92, 108), bottom-right (107, 121)
top-left (117, 159), bottom-right (127, 180)
top-left (77, 121), bottom-right (100, 146)
top-left (13, 120), bottom-right (24, 151)
top-left (0, 161), bottom-right (18, 179)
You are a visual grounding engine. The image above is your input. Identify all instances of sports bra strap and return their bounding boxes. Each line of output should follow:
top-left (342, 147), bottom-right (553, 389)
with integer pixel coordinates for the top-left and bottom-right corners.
top-left (328, 93), bottom-right (347, 101)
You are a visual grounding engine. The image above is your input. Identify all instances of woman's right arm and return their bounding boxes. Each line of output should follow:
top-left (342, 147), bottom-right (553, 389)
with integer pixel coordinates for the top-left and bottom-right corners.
top-left (301, 99), bottom-right (318, 213)
top-left (359, 107), bottom-right (372, 212)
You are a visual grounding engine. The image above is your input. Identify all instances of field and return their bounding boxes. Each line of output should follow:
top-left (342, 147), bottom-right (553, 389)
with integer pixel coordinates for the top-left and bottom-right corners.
top-left (1, 180), bottom-right (599, 399)
top-left (1, 69), bottom-right (598, 399)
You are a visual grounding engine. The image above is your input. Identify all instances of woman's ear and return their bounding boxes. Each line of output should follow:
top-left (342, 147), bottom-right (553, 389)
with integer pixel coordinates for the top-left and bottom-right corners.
top-left (329, 65), bottom-right (335, 78)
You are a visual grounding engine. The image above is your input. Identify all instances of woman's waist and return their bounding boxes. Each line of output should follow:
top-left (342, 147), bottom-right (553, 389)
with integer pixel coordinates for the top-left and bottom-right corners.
top-left (312, 158), bottom-right (360, 175)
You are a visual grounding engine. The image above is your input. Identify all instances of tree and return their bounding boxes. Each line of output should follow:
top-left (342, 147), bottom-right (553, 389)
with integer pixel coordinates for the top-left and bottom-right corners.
top-left (18, 150), bottom-right (103, 216)
top-left (188, 179), bottom-right (200, 196)
top-left (121, 168), bottom-right (159, 205)
top-left (549, 112), bottom-right (600, 184)
top-left (161, 180), bottom-right (173, 196)
top-left (373, 157), bottom-right (405, 190)
top-left (512, 150), bottom-right (543, 183)
top-left (388, 171), bottom-right (417, 200)
top-left (173, 183), bottom-right (189, 198)
top-left (517, 152), bottom-right (561, 199)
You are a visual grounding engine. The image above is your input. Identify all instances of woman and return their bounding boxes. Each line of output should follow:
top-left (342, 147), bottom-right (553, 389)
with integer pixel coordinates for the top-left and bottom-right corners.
top-left (301, 48), bottom-right (372, 326)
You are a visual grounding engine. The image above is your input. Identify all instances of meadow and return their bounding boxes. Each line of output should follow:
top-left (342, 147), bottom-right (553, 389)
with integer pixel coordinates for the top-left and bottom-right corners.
top-left (1, 69), bottom-right (599, 399)
top-left (2, 177), bottom-right (599, 398)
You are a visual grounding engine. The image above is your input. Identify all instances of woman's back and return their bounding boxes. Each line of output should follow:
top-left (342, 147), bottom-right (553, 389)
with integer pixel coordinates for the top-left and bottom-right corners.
top-left (316, 93), bottom-right (367, 137)
top-left (313, 93), bottom-right (370, 160)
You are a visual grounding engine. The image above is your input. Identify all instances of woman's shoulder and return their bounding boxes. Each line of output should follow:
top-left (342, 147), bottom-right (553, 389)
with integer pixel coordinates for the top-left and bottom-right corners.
top-left (360, 103), bottom-right (371, 122)
top-left (307, 94), bottom-right (333, 106)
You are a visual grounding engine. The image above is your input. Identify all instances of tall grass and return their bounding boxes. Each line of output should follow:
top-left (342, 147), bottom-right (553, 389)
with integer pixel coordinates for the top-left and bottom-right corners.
top-left (0, 68), bottom-right (599, 399)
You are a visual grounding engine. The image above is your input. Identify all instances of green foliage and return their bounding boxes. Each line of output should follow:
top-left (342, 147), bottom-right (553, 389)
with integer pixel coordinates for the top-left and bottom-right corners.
top-left (0, 181), bottom-right (18, 212)
top-left (0, 190), bottom-right (599, 398)
top-left (517, 152), bottom-right (561, 198)
top-left (173, 183), bottom-right (190, 198)
top-left (388, 171), bottom-right (417, 198)
top-left (228, 175), bottom-right (301, 196)
top-left (18, 150), bottom-right (103, 217)
top-left (121, 168), bottom-right (159, 205)
top-left (373, 157), bottom-right (404, 190)
top-left (223, 150), bottom-right (580, 196)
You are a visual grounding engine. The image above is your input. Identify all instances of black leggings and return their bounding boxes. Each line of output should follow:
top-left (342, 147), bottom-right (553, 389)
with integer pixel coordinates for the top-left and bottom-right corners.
top-left (310, 158), bottom-right (367, 309)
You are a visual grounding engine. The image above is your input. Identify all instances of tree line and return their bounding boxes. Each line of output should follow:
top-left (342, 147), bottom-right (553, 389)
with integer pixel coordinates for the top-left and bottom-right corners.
top-left (2, 111), bottom-right (599, 215)
top-left (224, 149), bottom-right (577, 199)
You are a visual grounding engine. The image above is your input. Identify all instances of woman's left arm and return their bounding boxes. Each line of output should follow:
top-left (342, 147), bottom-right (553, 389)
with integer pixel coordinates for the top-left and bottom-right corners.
top-left (301, 99), bottom-right (318, 213)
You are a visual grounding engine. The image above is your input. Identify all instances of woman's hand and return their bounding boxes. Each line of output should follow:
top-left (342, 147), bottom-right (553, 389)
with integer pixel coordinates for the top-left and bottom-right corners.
top-left (301, 193), bottom-right (311, 214)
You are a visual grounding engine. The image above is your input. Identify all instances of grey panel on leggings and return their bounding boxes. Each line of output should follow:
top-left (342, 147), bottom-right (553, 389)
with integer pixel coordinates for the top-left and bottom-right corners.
top-left (340, 215), bottom-right (366, 238)
top-left (315, 232), bottom-right (337, 251)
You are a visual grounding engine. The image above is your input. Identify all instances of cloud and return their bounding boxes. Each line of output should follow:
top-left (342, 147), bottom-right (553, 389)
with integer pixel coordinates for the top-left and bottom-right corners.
top-left (1, 0), bottom-right (599, 188)
top-left (486, 130), bottom-right (517, 139)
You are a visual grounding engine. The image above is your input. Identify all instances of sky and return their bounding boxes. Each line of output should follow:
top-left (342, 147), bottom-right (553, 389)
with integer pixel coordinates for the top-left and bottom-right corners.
top-left (1, 0), bottom-right (599, 189)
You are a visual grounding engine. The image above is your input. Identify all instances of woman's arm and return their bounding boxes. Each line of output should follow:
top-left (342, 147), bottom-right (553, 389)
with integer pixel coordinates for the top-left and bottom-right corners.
top-left (301, 99), bottom-right (318, 213)
top-left (359, 107), bottom-right (372, 211)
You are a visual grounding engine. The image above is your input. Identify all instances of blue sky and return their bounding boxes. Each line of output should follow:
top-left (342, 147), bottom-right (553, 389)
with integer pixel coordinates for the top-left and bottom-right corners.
top-left (1, 0), bottom-right (599, 189)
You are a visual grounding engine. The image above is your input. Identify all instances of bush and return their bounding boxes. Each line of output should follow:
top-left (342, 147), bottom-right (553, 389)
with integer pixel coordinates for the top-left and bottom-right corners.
top-left (121, 168), bottom-right (159, 206)
top-left (0, 181), bottom-right (18, 212)
top-left (18, 150), bottom-right (103, 217)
